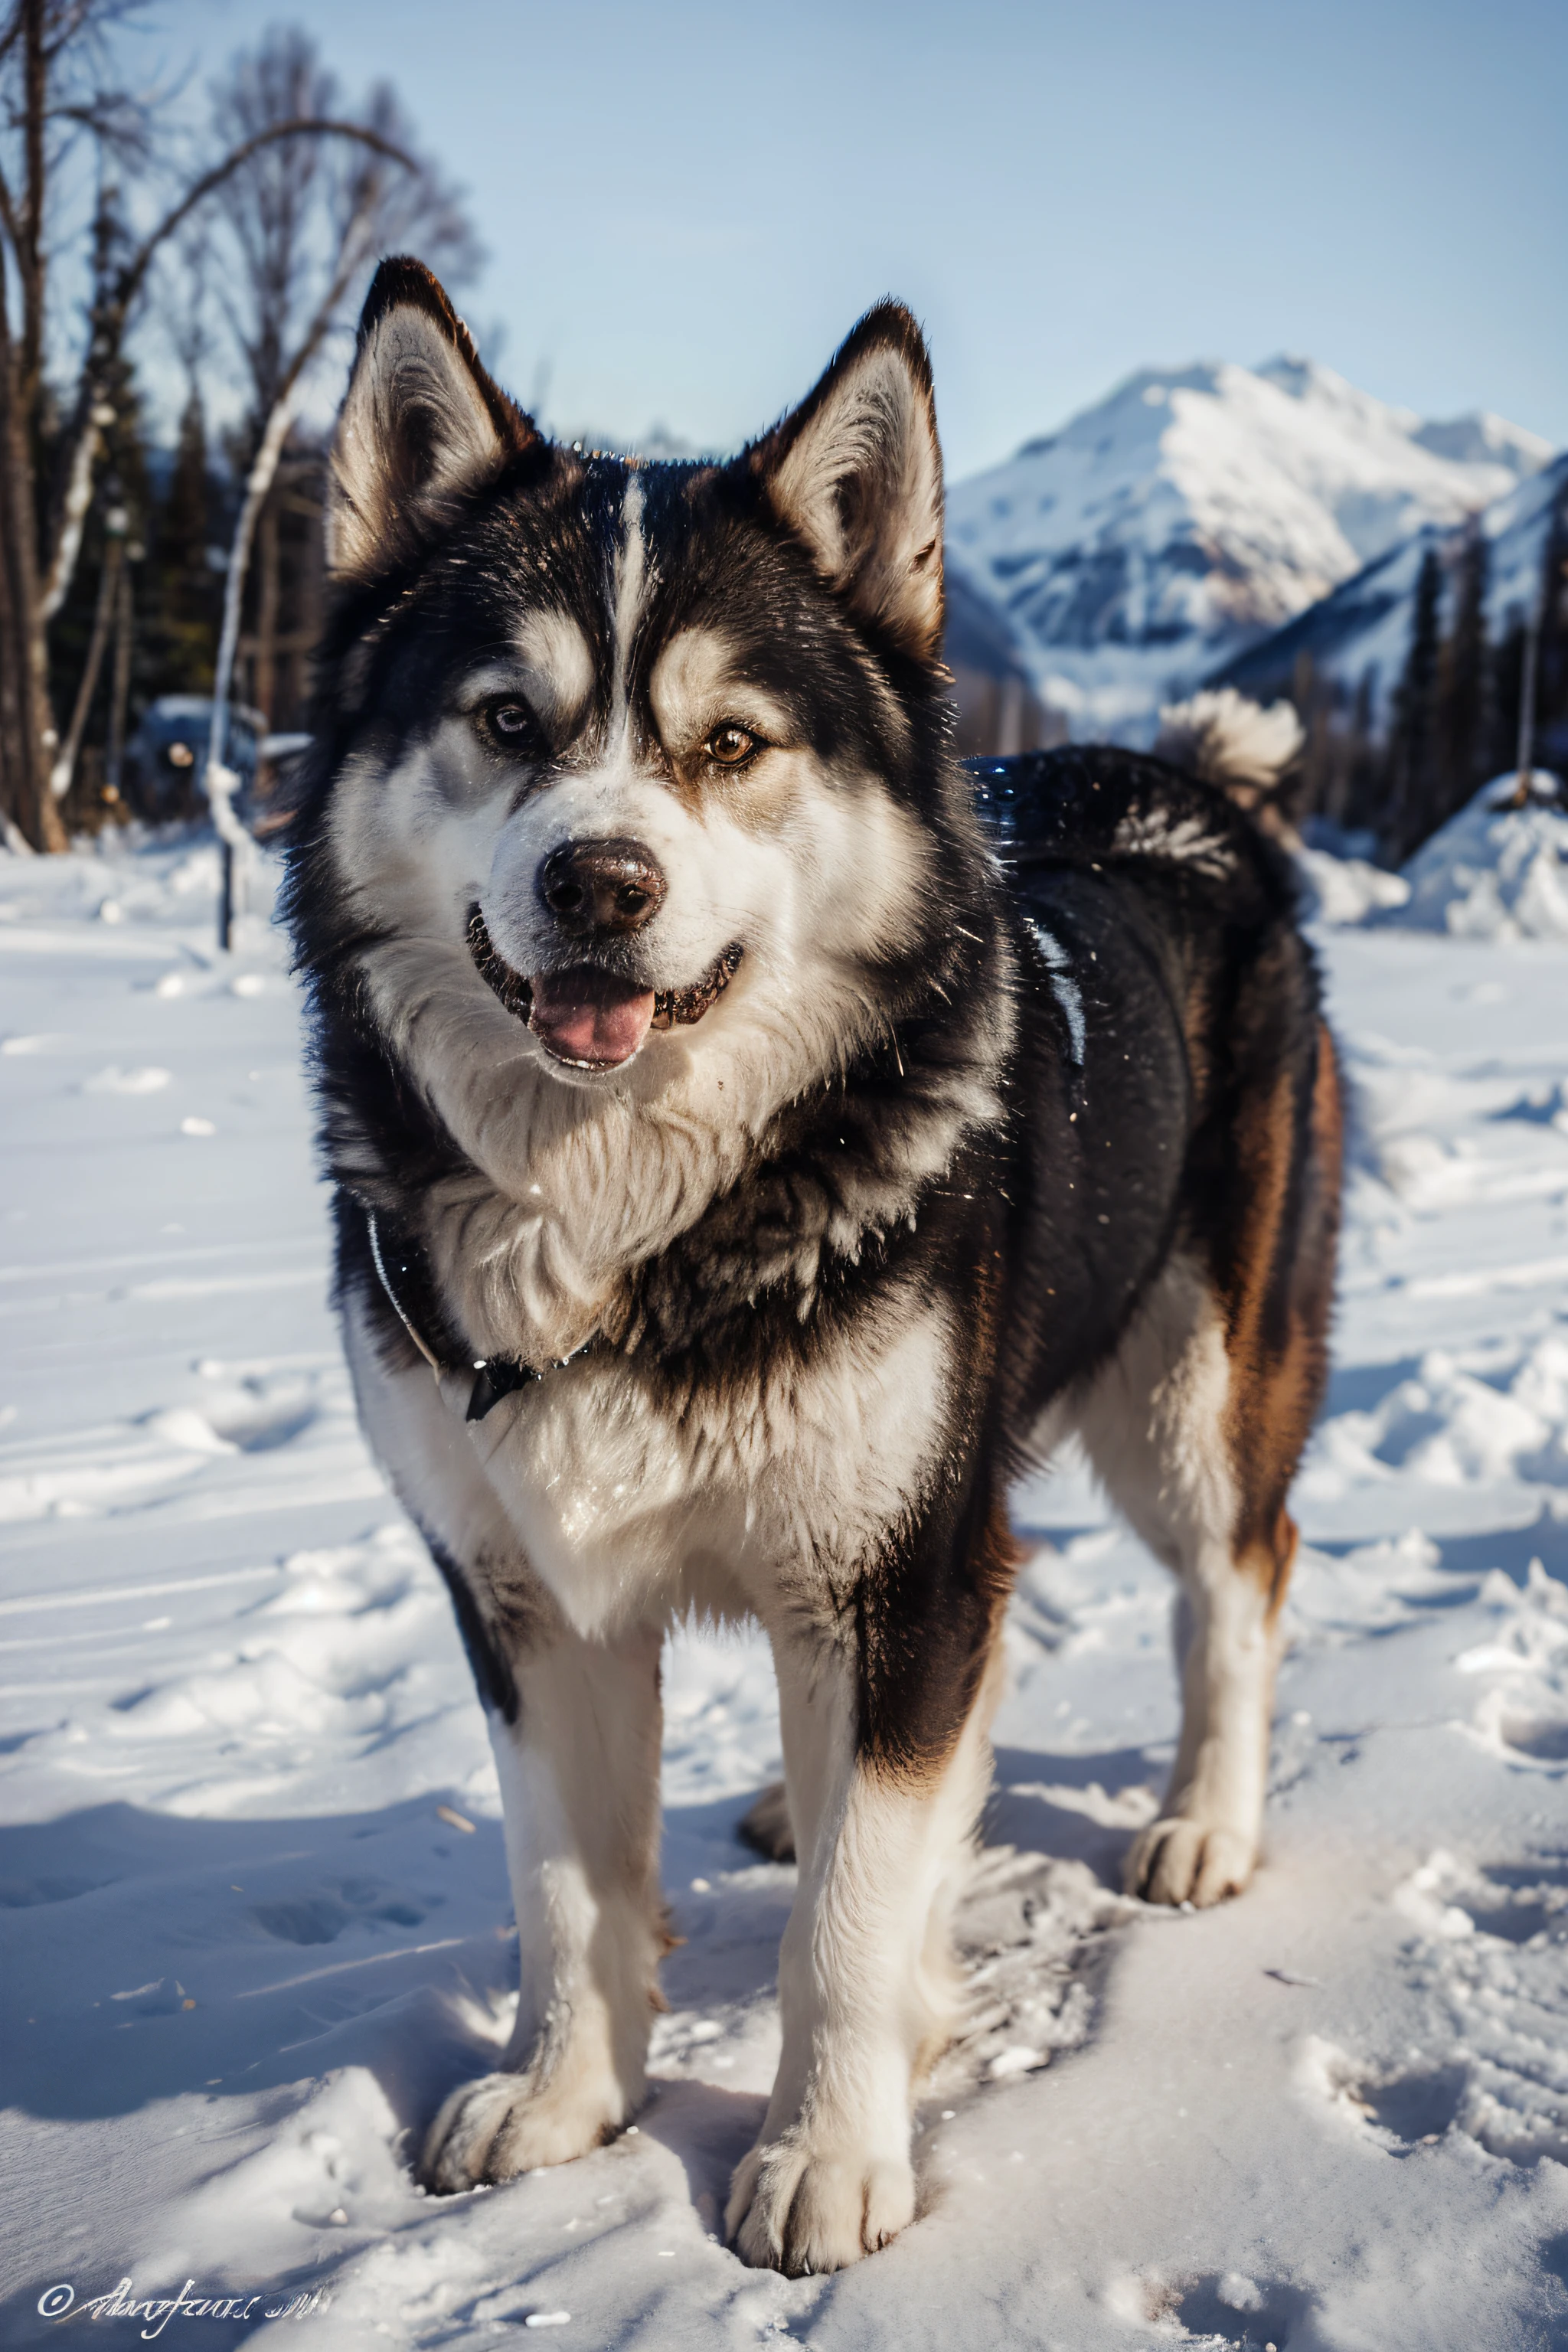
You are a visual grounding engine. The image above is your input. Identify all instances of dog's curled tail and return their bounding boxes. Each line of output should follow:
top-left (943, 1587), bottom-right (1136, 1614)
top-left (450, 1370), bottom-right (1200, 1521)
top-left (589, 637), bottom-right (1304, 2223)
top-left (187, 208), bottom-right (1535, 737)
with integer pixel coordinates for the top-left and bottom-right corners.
top-left (1155, 687), bottom-right (1304, 815)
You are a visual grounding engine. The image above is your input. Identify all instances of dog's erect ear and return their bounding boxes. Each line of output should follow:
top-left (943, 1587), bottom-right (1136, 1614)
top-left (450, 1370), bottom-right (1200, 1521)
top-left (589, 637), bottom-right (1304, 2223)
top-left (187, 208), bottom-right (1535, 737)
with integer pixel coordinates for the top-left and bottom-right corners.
top-left (751, 302), bottom-right (943, 661)
top-left (327, 256), bottom-right (532, 579)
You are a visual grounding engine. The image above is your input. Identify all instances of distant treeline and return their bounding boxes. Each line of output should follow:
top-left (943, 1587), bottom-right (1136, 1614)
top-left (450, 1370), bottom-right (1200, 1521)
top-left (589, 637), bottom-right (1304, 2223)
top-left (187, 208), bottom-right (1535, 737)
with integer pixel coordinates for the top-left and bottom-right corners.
top-left (1273, 482), bottom-right (1568, 861)
top-left (1, 8), bottom-right (477, 848)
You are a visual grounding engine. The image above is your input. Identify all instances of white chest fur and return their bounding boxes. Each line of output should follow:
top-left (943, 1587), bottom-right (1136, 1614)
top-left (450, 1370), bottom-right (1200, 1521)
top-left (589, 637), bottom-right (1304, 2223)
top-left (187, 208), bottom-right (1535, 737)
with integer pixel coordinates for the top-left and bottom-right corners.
top-left (476, 1285), bottom-right (952, 1638)
top-left (348, 1277), bottom-right (952, 1645)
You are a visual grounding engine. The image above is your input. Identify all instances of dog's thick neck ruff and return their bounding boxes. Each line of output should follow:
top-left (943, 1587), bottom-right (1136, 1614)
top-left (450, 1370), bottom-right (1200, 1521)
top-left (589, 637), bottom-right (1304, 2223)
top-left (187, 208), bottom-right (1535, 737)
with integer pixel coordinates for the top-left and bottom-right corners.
top-left (361, 1199), bottom-right (601, 1420)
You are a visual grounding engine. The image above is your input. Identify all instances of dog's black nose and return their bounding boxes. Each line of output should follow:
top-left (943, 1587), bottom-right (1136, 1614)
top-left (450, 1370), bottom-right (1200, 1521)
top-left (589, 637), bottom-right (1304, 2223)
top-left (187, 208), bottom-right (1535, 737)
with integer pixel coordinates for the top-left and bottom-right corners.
top-left (537, 838), bottom-right (667, 938)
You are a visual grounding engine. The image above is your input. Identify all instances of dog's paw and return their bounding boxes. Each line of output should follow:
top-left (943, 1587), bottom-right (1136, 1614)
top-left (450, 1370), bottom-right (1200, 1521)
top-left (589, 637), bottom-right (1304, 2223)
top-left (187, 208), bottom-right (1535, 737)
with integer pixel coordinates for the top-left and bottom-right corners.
top-left (420, 2069), bottom-right (622, 2191)
top-left (1125, 1816), bottom-right (1255, 1908)
top-left (737, 1779), bottom-right (795, 1864)
top-left (726, 2132), bottom-right (914, 2275)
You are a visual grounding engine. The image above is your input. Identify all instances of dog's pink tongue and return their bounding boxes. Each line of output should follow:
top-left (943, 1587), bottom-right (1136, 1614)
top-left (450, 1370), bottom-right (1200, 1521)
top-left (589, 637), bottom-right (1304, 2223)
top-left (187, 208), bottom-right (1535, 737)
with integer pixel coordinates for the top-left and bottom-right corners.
top-left (528, 968), bottom-right (655, 1067)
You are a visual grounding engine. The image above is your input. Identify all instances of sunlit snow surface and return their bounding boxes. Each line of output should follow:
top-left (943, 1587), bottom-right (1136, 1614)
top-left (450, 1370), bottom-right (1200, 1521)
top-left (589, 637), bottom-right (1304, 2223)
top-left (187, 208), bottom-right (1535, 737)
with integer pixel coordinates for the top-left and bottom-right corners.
top-left (5, 832), bottom-right (1568, 2347)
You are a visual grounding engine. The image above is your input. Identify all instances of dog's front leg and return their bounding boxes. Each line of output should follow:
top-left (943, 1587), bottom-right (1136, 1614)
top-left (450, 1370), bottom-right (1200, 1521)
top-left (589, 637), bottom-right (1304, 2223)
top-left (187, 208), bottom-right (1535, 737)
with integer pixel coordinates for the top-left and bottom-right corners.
top-left (423, 1618), bottom-right (665, 2189)
top-left (728, 1598), bottom-right (1002, 2275)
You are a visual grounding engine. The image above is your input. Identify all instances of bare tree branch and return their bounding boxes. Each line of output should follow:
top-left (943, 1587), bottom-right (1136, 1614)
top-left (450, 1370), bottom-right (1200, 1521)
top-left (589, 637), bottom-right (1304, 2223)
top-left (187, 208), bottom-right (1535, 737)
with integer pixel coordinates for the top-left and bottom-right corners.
top-left (50, 502), bottom-right (119, 795)
top-left (0, 150), bottom-right (19, 253)
top-left (116, 113), bottom-right (413, 324)
top-left (38, 113), bottom-right (415, 617)
top-left (0, 4), bottom-right (472, 849)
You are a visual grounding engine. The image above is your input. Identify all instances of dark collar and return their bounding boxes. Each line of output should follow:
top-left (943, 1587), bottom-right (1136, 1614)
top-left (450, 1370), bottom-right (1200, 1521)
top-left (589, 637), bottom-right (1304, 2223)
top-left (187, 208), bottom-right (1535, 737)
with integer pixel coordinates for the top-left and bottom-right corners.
top-left (361, 1200), bottom-right (590, 1422)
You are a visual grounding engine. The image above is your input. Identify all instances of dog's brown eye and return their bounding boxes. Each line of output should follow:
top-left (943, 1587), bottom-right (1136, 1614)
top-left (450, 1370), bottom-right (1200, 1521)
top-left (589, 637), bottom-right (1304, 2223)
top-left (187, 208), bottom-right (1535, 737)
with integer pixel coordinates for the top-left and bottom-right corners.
top-left (490, 703), bottom-right (534, 739)
top-left (705, 723), bottom-right (758, 768)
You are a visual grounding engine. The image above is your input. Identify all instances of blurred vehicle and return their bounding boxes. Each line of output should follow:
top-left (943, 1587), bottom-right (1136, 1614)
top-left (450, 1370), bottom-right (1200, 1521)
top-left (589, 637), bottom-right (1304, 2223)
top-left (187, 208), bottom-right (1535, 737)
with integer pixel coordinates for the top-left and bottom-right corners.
top-left (122, 697), bottom-right (265, 824)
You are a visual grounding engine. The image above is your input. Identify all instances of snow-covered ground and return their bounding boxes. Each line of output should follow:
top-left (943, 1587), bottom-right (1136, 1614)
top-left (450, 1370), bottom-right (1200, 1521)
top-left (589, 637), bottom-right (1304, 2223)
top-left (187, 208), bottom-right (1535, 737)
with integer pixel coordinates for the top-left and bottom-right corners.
top-left (5, 830), bottom-right (1568, 2349)
top-left (1298, 776), bottom-right (1568, 943)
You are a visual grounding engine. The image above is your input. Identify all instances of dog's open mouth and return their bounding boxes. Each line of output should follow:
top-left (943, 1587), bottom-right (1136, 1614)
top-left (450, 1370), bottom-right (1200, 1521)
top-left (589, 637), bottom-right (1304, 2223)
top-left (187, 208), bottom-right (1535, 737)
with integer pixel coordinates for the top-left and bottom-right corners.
top-left (466, 905), bottom-right (743, 1070)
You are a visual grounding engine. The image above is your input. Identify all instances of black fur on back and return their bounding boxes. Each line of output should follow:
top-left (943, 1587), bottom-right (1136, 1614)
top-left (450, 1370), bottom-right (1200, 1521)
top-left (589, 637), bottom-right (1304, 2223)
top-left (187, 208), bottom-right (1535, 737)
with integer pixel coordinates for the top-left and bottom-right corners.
top-left (973, 743), bottom-right (1323, 1444)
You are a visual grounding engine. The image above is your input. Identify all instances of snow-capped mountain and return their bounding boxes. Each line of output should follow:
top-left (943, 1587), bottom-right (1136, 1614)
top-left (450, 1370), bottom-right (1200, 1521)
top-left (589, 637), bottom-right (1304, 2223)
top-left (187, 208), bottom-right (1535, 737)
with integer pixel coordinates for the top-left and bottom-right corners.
top-left (1408, 410), bottom-right (1555, 475)
top-left (945, 356), bottom-right (1553, 737)
top-left (1219, 449), bottom-right (1568, 729)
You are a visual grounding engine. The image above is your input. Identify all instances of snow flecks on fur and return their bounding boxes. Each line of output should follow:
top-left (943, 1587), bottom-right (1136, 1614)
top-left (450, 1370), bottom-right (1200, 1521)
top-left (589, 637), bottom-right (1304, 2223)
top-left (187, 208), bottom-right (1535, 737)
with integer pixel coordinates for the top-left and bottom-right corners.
top-left (1024, 918), bottom-right (1086, 1063)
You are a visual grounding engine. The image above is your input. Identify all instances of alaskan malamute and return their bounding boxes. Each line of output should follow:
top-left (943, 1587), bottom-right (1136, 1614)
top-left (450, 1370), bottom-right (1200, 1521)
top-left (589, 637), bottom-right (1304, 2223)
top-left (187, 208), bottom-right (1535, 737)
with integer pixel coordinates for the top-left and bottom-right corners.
top-left (283, 259), bottom-right (1341, 2274)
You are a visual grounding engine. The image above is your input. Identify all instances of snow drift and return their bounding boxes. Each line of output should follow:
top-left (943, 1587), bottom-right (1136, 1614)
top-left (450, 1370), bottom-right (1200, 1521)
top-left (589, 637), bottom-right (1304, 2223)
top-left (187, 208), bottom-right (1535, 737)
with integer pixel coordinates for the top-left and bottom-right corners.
top-left (1385, 773), bottom-right (1568, 940)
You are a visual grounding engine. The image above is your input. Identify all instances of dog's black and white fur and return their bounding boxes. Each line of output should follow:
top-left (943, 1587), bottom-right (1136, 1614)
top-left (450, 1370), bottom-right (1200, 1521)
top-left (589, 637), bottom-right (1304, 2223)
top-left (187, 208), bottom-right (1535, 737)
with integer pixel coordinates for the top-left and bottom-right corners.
top-left (282, 259), bottom-right (1341, 2275)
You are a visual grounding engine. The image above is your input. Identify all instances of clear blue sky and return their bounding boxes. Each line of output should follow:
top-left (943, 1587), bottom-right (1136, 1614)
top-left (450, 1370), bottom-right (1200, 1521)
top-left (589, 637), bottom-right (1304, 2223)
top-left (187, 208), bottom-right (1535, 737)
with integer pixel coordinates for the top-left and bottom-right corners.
top-left (135, 0), bottom-right (1566, 480)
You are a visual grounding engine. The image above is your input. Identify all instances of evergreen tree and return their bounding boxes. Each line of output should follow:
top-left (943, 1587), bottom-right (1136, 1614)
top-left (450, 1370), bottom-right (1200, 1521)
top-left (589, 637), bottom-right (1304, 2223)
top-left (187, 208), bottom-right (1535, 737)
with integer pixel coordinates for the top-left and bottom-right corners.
top-left (1290, 649), bottom-right (1330, 824)
top-left (1534, 474), bottom-right (1568, 776)
top-left (1384, 545), bottom-right (1443, 858)
top-left (1485, 475), bottom-right (1568, 787)
top-left (1433, 521), bottom-right (1491, 827)
top-left (1344, 668), bottom-right (1380, 838)
top-left (146, 390), bottom-right (222, 697)
top-left (1488, 616), bottom-right (1527, 783)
